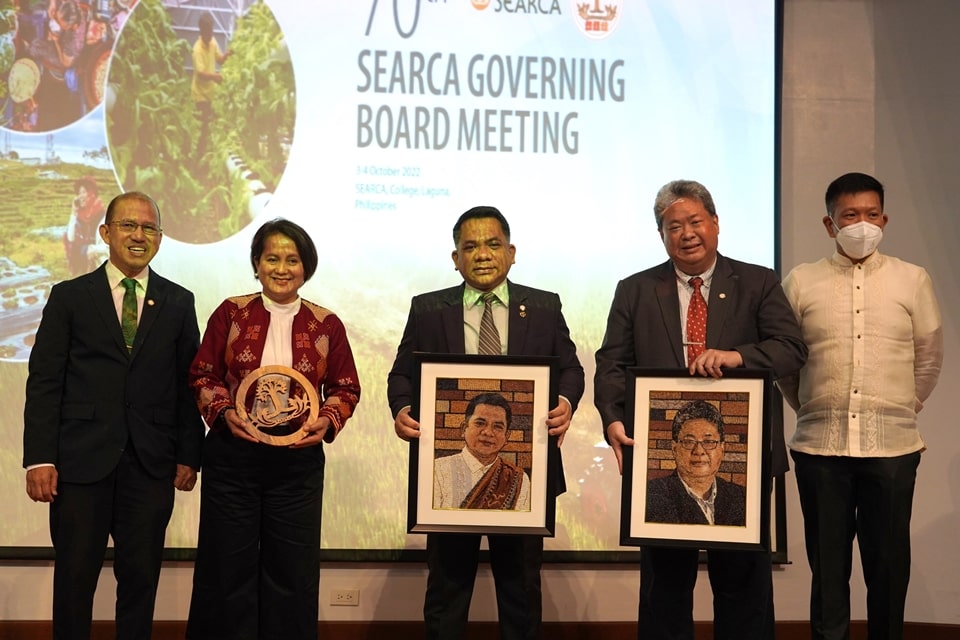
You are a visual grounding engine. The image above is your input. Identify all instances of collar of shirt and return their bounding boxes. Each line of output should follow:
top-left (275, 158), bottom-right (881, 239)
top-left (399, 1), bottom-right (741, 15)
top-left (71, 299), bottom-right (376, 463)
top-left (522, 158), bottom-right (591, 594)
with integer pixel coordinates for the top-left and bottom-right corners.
top-left (673, 259), bottom-right (717, 292)
top-left (460, 447), bottom-right (495, 479)
top-left (261, 296), bottom-right (301, 368)
top-left (463, 281), bottom-right (510, 309)
top-left (105, 261), bottom-right (149, 321)
top-left (262, 295), bottom-right (301, 317)
top-left (829, 249), bottom-right (883, 269)
top-left (678, 475), bottom-right (718, 525)
top-left (105, 261), bottom-right (149, 293)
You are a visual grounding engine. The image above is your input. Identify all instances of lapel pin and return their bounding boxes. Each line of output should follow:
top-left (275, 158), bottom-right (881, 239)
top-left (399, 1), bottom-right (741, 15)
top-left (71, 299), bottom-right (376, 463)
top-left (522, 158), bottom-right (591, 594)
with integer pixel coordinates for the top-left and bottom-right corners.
top-left (718, 293), bottom-right (726, 299)
top-left (147, 299), bottom-right (155, 306)
top-left (519, 304), bottom-right (526, 318)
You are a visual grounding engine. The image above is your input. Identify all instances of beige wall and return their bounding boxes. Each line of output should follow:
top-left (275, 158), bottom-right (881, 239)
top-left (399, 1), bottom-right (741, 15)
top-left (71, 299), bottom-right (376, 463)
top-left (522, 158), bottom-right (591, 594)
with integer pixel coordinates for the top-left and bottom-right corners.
top-left (3, 0), bottom-right (958, 626)
top-left (871, 0), bottom-right (960, 623)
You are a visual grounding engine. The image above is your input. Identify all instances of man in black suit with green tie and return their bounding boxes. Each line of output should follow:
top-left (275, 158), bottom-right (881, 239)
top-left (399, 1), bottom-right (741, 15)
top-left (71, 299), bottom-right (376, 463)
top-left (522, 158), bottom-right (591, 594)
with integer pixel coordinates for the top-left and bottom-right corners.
top-left (23, 191), bottom-right (204, 640)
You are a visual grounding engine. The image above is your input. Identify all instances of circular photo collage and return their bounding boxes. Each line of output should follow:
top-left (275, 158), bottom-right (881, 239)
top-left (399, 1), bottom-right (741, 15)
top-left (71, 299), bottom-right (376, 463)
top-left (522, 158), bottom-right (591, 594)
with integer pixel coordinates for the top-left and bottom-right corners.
top-left (0, 0), bottom-right (295, 361)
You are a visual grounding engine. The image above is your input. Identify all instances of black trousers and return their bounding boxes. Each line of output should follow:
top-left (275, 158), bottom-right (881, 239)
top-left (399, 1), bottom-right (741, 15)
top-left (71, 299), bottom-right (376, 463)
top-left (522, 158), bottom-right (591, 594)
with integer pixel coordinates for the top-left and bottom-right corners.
top-left (50, 446), bottom-right (174, 640)
top-left (423, 533), bottom-right (543, 640)
top-left (186, 431), bottom-right (325, 640)
top-left (791, 450), bottom-right (920, 640)
top-left (637, 546), bottom-right (775, 640)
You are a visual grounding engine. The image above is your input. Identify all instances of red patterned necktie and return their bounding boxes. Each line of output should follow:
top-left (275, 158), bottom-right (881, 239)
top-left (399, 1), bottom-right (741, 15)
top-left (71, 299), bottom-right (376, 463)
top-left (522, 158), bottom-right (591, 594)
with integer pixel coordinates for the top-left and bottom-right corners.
top-left (686, 277), bottom-right (707, 365)
top-left (478, 292), bottom-right (501, 355)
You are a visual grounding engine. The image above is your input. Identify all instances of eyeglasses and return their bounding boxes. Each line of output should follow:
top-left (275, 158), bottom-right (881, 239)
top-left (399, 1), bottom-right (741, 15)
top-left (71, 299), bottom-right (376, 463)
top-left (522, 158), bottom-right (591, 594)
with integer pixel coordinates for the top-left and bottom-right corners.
top-left (110, 220), bottom-right (162, 236)
top-left (677, 438), bottom-right (721, 451)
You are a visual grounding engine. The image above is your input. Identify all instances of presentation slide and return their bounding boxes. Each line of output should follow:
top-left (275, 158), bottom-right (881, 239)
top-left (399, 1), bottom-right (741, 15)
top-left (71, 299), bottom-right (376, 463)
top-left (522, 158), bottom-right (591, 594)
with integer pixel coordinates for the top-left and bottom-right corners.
top-left (0, 0), bottom-right (777, 555)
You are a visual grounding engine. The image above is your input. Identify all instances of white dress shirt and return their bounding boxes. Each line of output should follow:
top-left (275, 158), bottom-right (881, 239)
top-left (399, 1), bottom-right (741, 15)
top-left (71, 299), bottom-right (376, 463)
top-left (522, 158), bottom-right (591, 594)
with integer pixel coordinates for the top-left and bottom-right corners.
top-left (433, 448), bottom-right (531, 511)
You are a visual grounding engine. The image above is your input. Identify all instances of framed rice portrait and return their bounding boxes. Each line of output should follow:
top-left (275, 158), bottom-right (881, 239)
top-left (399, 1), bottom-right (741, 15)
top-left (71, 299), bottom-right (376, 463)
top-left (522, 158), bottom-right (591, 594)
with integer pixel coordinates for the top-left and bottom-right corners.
top-left (408, 353), bottom-right (559, 536)
top-left (620, 368), bottom-right (773, 551)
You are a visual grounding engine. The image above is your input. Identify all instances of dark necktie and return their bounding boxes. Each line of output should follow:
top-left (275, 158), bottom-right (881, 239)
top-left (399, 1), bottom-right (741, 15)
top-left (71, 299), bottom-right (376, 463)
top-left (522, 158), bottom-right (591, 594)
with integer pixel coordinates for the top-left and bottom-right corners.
top-left (478, 292), bottom-right (501, 355)
top-left (686, 277), bottom-right (707, 366)
top-left (121, 278), bottom-right (138, 350)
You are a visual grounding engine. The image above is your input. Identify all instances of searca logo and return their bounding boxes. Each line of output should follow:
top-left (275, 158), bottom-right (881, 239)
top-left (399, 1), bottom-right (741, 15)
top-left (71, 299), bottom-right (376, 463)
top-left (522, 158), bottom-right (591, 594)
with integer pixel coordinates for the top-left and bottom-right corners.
top-left (363, 0), bottom-right (586, 39)
top-left (472, 0), bottom-right (563, 14)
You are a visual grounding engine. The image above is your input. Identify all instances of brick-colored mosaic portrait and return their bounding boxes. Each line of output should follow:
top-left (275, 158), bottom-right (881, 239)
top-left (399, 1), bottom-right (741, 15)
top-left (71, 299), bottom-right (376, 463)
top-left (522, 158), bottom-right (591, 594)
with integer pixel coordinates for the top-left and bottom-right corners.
top-left (433, 377), bottom-right (535, 478)
top-left (645, 390), bottom-right (749, 488)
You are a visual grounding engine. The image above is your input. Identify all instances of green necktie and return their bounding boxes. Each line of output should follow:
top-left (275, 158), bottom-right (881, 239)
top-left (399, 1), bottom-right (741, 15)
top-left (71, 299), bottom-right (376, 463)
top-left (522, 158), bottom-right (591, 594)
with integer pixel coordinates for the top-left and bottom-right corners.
top-left (121, 278), bottom-right (138, 349)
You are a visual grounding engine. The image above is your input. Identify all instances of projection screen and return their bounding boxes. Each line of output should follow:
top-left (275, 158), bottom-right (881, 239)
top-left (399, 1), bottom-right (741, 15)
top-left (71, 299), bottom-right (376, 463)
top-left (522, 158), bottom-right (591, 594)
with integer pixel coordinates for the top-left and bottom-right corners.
top-left (0, 0), bottom-right (779, 557)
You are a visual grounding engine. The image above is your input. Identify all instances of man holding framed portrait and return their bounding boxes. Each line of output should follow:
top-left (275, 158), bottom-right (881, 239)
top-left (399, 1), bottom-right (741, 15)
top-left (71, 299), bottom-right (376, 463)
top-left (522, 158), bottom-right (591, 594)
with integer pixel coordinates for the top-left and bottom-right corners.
top-left (594, 180), bottom-right (807, 640)
top-left (388, 205), bottom-right (585, 639)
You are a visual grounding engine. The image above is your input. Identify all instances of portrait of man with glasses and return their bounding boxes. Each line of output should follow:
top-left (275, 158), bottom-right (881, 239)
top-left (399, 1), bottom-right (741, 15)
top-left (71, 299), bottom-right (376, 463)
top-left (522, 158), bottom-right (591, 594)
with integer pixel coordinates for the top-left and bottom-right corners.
top-left (644, 399), bottom-right (746, 526)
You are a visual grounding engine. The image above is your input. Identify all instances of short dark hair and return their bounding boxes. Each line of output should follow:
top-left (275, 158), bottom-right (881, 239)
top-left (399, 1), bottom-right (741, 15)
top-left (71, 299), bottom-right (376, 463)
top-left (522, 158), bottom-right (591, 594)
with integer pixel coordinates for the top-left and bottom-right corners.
top-left (825, 172), bottom-right (884, 216)
top-left (250, 218), bottom-right (319, 282)
top-left (653, 180), bottom-right (717, 229)
top-left (464, 392), bottom-right (512, 428)
top-left (671, 399), bottom-right (724, 440)
top-left (198, 12), bottom-right (214, 33)
top-left (452, 206), bottom-right (511, 245)
top-left (105, 191), bottom-right (160, 225)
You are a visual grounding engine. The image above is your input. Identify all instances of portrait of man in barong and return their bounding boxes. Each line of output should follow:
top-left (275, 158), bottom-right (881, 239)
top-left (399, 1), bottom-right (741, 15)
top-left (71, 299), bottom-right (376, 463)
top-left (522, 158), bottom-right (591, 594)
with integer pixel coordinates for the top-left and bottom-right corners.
top-left (433, 391), bottom-right (532, 511)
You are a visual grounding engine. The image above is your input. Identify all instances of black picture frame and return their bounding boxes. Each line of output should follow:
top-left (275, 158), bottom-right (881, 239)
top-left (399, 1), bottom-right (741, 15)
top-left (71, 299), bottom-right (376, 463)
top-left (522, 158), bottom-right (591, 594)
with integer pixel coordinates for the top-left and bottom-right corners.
top-left (407, 353), bottom-right (559, 536)
top-left (620, 368), bottom-right (773, 551)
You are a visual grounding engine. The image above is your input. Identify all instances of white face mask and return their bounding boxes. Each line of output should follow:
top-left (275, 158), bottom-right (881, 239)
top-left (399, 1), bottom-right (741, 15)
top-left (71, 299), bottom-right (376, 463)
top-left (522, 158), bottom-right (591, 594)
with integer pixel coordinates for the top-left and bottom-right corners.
top-left (832, 220), bottom-right (883, 260)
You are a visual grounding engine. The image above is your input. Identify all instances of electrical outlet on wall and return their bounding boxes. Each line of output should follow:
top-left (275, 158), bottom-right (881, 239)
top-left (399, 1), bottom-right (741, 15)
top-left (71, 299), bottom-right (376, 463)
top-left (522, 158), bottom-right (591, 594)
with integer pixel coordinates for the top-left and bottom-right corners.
top-left (330, 588), bottom-right (360, 606)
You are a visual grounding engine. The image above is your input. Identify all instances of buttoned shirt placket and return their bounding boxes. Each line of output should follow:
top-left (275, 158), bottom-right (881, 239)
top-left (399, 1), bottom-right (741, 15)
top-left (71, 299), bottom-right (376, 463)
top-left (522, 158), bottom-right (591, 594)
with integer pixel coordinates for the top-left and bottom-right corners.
top-left (847, 262), bottom-right (866, 456)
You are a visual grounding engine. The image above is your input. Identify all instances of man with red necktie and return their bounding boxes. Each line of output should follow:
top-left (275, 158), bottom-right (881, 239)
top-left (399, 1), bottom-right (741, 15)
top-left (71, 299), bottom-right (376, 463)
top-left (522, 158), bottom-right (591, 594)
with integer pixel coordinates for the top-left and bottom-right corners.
top-left (594, 179), bottom-right (807, 640)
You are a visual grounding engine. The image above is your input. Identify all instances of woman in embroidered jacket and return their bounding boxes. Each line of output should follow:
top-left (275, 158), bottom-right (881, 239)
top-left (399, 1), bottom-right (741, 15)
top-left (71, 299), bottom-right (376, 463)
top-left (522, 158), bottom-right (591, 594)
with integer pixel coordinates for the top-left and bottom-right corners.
top-left (185, 218), bottom-right (361, 640)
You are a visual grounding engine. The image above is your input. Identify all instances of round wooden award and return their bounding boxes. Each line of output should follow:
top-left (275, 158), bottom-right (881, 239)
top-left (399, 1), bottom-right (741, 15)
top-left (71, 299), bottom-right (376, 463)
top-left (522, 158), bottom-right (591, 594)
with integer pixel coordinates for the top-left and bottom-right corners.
top-left (234, 365), bottom-right (320, 446)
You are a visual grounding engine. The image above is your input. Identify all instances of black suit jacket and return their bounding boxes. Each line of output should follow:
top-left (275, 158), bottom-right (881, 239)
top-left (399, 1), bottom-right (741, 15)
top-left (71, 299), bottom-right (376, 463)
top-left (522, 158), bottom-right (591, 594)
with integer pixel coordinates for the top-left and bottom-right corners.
top-left (387, 280), bottom-right (585, 494)
top-left (23, 263), bottom-right (204, 482)
top-left (594, 255), bottom-right (807, 475)
top-left (645, 472), bottom-right (746, 526)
